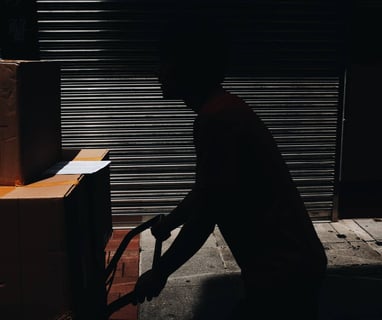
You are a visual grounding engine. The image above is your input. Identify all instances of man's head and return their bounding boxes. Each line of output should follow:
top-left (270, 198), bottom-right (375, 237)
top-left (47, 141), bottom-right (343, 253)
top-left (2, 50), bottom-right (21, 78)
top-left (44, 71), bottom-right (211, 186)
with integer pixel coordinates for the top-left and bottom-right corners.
top-left (158, 13), bottom-right (230, 100)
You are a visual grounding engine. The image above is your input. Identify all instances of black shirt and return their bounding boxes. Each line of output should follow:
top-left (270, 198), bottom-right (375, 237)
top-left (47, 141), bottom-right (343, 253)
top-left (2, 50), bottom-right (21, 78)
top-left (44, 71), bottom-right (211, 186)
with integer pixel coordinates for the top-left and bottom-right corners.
top-left (193, 90), bottom-right (327, 284)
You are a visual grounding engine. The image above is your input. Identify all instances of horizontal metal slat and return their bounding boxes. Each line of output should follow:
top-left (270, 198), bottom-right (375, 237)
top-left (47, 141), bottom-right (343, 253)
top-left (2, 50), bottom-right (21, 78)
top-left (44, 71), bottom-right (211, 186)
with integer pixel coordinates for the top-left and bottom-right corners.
top-left (37, 0), bottom-right (342, 220)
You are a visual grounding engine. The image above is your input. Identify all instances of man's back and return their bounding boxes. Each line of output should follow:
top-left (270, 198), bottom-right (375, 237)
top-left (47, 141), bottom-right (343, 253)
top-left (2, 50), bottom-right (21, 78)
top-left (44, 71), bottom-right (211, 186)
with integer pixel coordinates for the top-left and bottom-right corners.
top-left (193, 89), bottom-right (327, 279)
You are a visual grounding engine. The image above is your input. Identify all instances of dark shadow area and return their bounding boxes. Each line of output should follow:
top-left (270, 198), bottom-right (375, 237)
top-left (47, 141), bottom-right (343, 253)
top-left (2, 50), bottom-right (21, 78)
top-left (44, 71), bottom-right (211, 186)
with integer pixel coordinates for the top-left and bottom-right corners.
top-left (41, 161), bottom-right (70, 177)
top-left (318, 270), bottom-right (382, 320)
top-left (189, 270), bottom-right (382, 320)
top-left (191, 273), bottom-right (244, 320)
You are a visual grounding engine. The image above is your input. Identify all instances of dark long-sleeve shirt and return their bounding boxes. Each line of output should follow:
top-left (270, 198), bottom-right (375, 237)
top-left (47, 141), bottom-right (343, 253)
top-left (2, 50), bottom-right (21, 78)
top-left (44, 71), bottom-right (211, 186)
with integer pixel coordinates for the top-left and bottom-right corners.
top-left (157, 89), bottom-right (327, 287)
top-left (192, 90), bottom-right (327, 283)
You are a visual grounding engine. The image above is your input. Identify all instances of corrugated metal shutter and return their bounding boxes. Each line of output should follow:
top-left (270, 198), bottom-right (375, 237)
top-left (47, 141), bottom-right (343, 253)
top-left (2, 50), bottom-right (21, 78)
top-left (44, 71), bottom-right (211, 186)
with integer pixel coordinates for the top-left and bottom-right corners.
top-left (36, 0), bottom-right (344, 224)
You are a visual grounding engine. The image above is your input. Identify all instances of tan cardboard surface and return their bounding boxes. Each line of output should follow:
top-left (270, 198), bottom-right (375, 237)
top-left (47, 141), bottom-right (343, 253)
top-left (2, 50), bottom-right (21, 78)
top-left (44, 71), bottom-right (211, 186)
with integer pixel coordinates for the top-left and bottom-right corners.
top-left (0, 60), bottom-right (62, 186)
top-left (73, 148), bottom-right (109, 161)
top-left (0, 186), bottom-right (14, 197)
top-left (1, 174), bottom-right (81, 199)
top-left (0, 148), bottom-right (111, 318)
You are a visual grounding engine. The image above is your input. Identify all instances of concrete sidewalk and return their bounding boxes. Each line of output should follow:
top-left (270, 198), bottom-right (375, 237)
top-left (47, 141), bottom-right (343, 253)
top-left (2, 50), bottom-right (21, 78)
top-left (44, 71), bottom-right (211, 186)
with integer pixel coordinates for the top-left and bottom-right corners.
top-left (138, 219), bottom-right (382, 320)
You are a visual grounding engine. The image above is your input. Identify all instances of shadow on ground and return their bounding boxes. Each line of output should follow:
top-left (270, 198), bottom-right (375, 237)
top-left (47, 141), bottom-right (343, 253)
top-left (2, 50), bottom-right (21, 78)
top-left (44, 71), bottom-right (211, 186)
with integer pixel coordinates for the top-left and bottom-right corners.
top-left (138, 271), bottom-right (382, 320)
top-left (193, 272), bottom-right (382, 320)
top-left (191, 273), bottom-right (244, 320)
top-left (318, 271), bottom-right (382, 320)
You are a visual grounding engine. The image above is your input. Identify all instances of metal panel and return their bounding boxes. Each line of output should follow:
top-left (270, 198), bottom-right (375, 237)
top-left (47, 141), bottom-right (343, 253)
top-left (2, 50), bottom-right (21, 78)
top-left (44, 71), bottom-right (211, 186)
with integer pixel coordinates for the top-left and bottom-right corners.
top-left (225, 77), bottom-right (339, 217)
top-left (36, 0), bottom-right (344, 222)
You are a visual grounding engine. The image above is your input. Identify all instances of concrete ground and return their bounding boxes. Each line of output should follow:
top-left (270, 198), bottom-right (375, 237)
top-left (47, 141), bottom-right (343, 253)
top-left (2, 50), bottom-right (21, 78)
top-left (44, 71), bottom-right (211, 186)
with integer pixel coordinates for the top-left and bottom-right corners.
top-left (138, 219), bottom-right (382, 320)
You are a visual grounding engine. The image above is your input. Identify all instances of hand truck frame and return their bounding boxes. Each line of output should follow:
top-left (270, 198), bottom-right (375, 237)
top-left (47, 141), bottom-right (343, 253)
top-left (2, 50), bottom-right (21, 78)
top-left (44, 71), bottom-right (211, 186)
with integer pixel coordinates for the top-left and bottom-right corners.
top-left (104, 214), bottom-right (164, 319)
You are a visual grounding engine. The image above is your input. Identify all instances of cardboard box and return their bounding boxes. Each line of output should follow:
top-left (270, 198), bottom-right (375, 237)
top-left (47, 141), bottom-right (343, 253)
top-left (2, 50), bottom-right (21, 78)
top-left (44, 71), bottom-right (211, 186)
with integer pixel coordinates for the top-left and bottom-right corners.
top-left (61, 148), bottom-right (113, 250)
top-left (0, 149), bottom-right (112, 320)
top-left (0, 60), bottom-right (62, 186)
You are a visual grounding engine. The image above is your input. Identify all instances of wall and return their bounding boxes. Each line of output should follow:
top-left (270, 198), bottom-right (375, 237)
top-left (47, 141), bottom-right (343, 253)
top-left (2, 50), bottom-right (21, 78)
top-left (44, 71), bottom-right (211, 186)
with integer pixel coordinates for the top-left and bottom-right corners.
top-left (337, 1), bottom-right (382, 218)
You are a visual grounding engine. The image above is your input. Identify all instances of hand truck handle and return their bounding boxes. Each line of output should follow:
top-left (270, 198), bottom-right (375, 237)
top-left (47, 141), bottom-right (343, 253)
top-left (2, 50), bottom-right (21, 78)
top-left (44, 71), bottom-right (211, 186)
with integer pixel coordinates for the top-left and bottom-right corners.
top-left (105, 214), bottom-right (166, 319)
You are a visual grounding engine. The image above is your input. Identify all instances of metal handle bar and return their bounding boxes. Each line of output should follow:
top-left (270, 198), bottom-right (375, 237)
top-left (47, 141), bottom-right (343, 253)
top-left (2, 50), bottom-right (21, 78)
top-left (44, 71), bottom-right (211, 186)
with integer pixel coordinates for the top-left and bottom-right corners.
top-left (105, 214), bottom-right (165, 318)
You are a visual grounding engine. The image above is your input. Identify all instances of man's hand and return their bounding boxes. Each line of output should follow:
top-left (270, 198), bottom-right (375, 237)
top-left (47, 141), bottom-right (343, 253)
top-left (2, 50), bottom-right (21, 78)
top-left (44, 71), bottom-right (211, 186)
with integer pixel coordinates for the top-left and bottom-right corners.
top-left (151, 216), bottom-right (171, 241)
top-left (132, 269), bottom-right (168, 305)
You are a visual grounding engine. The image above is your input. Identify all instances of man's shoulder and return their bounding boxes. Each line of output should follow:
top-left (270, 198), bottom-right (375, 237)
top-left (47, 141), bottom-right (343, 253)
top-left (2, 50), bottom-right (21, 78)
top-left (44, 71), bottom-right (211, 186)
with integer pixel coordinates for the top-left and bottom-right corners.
top-left (202, 92), bottom-right (253, 120)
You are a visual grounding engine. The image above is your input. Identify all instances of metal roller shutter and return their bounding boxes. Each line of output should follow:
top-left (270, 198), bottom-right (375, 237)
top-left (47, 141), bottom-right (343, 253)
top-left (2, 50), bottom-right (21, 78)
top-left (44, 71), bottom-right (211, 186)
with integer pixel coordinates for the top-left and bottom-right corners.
top-left (36, 0), bottom-right (344, 224)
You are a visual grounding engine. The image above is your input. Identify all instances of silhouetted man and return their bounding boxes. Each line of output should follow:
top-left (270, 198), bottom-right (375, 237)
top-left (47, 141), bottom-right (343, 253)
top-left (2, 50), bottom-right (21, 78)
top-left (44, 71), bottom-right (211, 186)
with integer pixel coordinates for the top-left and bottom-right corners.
top-left (133, 12), bottom-right (327, 320)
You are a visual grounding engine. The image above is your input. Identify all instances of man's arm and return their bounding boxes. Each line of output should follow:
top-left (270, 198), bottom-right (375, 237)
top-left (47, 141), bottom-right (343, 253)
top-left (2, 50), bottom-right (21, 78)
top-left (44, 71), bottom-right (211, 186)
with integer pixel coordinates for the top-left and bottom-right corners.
top-left (133, 189), bottom-right (215, 304)
top-left (151, 186), bottom-right (199, 240)
top-left (154, 206), bottom-right (215, 277)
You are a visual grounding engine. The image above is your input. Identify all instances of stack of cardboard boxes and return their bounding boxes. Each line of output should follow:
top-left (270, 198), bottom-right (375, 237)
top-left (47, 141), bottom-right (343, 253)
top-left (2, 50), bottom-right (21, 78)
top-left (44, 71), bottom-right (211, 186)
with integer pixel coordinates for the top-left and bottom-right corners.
top-left (0, 60), bottom-right (112, 319)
